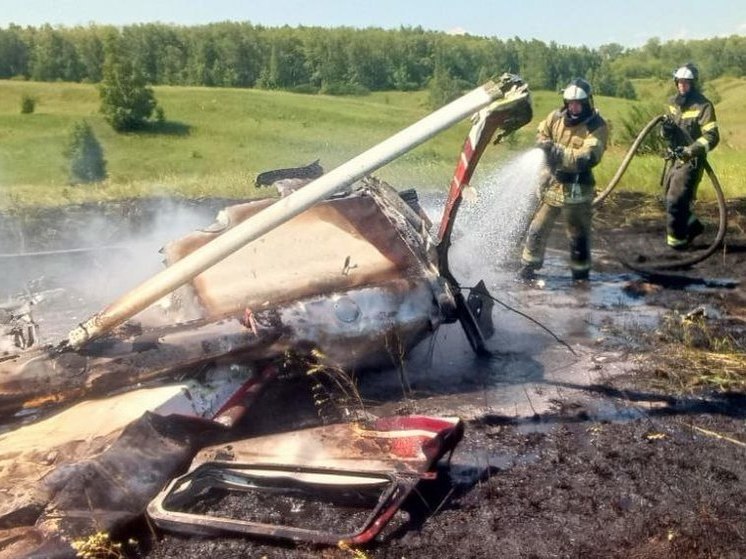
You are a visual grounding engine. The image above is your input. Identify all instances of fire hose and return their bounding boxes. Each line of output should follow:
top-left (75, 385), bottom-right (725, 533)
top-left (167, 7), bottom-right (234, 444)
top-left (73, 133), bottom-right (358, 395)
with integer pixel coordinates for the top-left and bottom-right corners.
top-left (592, 114), bottom-right (727, 272)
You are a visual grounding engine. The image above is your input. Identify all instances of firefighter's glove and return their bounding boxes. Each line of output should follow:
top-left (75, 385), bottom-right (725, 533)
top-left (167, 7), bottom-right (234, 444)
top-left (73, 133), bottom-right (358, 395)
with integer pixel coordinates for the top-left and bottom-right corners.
top-left (687, 142), bottom-right (705, 158)
top-left (536, 140), bottom-right (563, 168)
top-left (676, 143), bottom-right (703, 162)
top-left (660, 115), bottom-right (678, 140)
top-left (539, 140), bottom-right (565, 169)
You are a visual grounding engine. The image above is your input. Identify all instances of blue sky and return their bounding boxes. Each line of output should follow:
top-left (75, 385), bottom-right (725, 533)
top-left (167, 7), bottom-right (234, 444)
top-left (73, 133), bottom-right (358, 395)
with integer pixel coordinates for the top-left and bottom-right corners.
top-left (1, 0), bottom-right (744, 48)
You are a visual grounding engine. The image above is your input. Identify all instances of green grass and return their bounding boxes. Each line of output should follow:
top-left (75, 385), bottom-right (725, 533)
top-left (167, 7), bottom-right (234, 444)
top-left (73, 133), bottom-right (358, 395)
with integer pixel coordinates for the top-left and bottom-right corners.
top-left (0, 81), bottom-right (475, 207)
top-left (0, 77), bottom-right (743, 209)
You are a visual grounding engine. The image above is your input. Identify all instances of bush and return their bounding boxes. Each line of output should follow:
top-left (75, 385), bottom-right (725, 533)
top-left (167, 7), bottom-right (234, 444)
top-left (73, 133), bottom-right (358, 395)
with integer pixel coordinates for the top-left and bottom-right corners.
top-left (427, 64), bottom-right (461, 110)
top-left (617, 103), bottom-right (667, 154)
top-left (319, 82), bottom-right (370, 96)
top-left (64, 121), bottom-right (107, 184)
top-left (289, 84), bottom-right (320, 94)
top-left (155, 105), bottom-right (166, 123)
top-left (20, 94), bottom-right (36, 114)
top-left (617, 79), bottom-right (637, 100)
top-left (99, 38), bottom-right (158, 132)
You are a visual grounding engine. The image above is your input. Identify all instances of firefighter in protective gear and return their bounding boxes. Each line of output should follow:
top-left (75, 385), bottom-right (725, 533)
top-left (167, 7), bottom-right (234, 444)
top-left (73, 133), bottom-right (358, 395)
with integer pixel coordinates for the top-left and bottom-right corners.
top-left (661, 63), bottom-right (719, 249)
top-left (520, 78), bottom-right (608, 281)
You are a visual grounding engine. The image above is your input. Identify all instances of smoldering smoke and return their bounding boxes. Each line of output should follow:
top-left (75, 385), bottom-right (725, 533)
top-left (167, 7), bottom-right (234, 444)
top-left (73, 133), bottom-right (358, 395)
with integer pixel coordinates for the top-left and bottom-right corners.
top-left (0, 198), bottom-right (215, 340)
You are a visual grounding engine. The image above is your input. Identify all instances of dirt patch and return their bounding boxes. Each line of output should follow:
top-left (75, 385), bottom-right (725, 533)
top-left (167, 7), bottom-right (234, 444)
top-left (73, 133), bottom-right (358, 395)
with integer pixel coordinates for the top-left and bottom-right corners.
top-left (3, 192), bottom-right (745, 559)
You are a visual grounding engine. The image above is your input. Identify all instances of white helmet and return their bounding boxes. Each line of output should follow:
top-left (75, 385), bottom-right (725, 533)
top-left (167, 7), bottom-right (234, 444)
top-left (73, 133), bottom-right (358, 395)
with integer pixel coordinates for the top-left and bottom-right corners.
top-left (673, 63), bottom-right (699, 83)
top-left (562, 78), bottom-right (591, 101)
top-left (673, 66), bottom-right (695, 80)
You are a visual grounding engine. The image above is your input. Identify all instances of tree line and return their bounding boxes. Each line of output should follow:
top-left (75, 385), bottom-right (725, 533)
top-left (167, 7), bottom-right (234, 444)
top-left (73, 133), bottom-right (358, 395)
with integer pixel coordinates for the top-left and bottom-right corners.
top-left (1, 22), bottom-right (744, 98)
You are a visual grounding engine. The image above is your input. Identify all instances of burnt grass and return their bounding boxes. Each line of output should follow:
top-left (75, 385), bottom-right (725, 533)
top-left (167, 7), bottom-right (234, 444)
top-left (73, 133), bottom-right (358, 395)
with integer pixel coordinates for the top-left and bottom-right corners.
top-left (140, 414), bottom-right (746, 559)
top-left (135, 193), bottom-right (746, 559)
top-left (3, 192), bottom-right (745, 559)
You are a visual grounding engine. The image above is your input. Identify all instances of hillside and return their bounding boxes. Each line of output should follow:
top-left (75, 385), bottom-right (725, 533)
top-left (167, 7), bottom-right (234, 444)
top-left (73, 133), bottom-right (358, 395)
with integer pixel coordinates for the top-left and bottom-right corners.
top-left (0, 77), bottom-right (743, 208)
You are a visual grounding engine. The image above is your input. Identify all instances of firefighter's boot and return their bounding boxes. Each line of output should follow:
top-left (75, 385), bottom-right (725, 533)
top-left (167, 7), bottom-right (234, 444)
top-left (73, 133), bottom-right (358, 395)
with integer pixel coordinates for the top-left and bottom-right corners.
top-left (687, 219), bottom-right (704, 244)
top-left (571, 269), bottom-right (589, 282)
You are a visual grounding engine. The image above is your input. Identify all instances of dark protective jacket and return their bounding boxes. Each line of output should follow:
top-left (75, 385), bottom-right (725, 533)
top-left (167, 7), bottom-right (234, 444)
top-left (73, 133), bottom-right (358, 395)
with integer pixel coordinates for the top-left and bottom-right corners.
top-left (662, 88), bottom-right (719, 247)
top-left (665, 90), bottom-right (719, 156)
top-left (537, 109), bottom-right (608, 207)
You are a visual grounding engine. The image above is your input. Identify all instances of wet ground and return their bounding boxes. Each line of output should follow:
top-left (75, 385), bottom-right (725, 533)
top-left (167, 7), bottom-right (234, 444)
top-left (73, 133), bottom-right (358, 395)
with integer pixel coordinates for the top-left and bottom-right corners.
top-left (1, 189), bottom-right (745, 558)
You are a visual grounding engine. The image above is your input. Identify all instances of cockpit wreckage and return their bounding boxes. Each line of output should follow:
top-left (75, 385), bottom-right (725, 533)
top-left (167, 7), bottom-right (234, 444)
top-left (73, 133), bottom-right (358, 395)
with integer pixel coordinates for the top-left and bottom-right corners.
top-left (0, 74), bottom-right (532, 558)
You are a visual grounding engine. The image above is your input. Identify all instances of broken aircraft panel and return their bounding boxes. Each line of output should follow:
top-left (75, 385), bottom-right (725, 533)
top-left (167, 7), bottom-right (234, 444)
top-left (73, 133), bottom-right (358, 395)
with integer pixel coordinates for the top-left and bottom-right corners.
top-left (147, 415), bottom-right (464, 544)
top-left (0, 179), bottom-right (454, 421)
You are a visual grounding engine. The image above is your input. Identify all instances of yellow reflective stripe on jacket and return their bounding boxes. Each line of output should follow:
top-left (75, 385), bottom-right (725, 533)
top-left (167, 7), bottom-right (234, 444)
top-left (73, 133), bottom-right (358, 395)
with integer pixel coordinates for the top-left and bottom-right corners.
top-left (667, 92), bottom-right (720, 153)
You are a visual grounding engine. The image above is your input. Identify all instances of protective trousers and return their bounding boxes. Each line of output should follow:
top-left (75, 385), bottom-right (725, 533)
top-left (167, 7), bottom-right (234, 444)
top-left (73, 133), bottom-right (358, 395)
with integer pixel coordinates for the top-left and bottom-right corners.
top-left (521, 200), bottom-right (592, 274)
top-left (664, 158), bottom-right (704, 247)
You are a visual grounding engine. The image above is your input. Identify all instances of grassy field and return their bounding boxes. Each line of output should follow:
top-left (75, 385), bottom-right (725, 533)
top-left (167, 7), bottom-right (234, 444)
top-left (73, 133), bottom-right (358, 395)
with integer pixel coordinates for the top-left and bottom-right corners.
top-left (0, 77), bottom-right (743, 209)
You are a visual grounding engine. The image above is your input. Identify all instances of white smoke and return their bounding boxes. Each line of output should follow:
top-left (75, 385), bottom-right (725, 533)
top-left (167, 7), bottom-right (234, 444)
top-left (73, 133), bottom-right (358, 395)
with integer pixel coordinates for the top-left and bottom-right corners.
top-left (64, 200), bottom-right (213, 304)
top-left (1, 198), bottom-right (218, 340)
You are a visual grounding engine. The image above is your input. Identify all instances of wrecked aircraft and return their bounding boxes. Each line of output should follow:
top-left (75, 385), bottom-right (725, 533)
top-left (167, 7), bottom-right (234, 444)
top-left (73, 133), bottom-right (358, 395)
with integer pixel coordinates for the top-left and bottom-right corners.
top-left (0, 73), bottom-right (532, 558)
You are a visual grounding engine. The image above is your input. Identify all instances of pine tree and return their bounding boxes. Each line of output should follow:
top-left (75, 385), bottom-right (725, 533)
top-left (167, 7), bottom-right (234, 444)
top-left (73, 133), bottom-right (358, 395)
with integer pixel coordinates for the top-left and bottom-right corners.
top-left (99, 35), bottom-right (158, 132)
top-left (20, 94), bottom-right (35, 114)
top-left (64, 121), bottom-right (107, 184)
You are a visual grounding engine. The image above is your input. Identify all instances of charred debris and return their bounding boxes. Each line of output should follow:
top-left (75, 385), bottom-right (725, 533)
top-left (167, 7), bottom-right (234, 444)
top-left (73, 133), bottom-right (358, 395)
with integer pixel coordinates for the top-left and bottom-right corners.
top-left (0, 74), bottom-right (532, 558)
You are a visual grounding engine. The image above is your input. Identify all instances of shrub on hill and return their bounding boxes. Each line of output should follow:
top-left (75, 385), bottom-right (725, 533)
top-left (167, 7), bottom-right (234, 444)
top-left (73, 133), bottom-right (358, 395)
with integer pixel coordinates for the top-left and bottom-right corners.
top-left (64, 120), bottom-right (107, 184)
top-left (99, 36), bottom-right (160, 132)
top-left (20, 94), bottom-right (36, 114)
top-left (617, 79), bottom-right (637, 100)
top-left (617, 103), bottom-right (667, 155)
